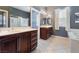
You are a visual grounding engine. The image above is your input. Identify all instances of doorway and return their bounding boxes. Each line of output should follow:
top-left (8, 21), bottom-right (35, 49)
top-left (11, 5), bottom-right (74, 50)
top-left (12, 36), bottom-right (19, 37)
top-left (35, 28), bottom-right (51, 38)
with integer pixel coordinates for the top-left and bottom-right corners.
top-left (54, 7), bottom-right (70, 37)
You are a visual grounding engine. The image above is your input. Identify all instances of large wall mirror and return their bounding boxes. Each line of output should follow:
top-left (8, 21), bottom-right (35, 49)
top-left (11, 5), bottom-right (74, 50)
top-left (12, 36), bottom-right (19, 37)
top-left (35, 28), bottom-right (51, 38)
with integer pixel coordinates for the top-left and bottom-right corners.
top-left (9, 7), bottom-right (30, 27)
top-left (40, 14), bottom-right (52, 25)
top-left (10, 15), bottom-right (29, 27)
top-left (0, 6), bottom-right (30, 28)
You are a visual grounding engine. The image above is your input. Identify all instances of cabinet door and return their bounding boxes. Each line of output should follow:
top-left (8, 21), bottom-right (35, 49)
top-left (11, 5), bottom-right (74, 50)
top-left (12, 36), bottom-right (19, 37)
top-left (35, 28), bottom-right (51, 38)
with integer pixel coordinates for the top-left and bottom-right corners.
top-left (0, 37), bottom-right (17, 53)
top-left (17, 32), bottom-right (30, 53)
top-left (40, 28), bottom-right (47, 40)
top-left (17, 35), bottom-right (27, 52)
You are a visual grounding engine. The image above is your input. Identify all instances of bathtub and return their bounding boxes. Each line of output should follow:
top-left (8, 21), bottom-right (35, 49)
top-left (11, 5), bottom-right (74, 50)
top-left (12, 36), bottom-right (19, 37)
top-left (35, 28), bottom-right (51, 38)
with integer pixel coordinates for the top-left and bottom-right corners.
top-left (68, 29), bottom-right (79, 40)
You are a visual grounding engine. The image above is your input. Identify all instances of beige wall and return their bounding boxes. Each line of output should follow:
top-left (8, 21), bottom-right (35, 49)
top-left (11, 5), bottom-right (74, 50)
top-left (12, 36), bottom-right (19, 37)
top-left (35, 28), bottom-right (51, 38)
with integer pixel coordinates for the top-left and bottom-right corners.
top-left (46, 7), bottom-right (55, 32)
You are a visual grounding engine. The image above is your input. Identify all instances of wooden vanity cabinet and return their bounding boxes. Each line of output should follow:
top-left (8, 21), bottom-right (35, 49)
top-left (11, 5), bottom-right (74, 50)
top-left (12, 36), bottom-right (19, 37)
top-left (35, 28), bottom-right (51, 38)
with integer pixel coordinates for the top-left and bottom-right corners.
top-left (0, 30), bottom-right (37, 53)
top-left (17, 30), bottom-right (37, 53)
top-left (40, 27), bottom-right (53, 40)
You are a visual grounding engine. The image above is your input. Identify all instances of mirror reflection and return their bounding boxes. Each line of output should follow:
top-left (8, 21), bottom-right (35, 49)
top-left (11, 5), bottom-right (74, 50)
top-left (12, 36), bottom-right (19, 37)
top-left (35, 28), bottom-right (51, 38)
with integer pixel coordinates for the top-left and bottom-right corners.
top-left (0, 11), bottom-right (7, 27)
top-left (40, 14), bottom-right (52, 25)
top-left (10, 15), bottom-right (29, 27)
top-left (0, 6), bottom-right (30, 28)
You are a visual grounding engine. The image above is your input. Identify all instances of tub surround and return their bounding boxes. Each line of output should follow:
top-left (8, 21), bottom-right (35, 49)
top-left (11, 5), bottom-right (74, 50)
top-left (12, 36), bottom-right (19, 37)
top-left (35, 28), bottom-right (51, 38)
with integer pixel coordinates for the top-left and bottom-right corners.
top-left (0, 27), bottom-right (37, 53)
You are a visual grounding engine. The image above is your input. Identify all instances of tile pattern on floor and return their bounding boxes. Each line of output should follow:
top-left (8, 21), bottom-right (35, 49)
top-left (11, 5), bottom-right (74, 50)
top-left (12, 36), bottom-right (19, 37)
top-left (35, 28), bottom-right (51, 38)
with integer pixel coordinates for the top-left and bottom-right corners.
top-left (32, 35), bottom-right (70, 53)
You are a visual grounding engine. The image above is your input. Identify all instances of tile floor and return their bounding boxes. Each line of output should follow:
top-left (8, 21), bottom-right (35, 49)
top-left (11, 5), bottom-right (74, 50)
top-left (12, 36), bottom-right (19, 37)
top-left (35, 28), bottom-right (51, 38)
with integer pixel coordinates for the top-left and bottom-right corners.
top-left (32, 35), bottom-right (70, 53)
top-left (71, 40), bottom-right (79, 53)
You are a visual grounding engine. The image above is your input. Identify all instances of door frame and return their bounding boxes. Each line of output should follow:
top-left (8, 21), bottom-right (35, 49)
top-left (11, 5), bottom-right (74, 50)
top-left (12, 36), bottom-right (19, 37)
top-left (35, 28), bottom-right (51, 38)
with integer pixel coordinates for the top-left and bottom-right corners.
top-left (0, 9), bottom-right (8, 27)
top-left (65, 7), bottom-right (70, 31)
top-left (54, 7), bottom-right (70, 31)
top-left (30, 7), bottom-right (40, 40)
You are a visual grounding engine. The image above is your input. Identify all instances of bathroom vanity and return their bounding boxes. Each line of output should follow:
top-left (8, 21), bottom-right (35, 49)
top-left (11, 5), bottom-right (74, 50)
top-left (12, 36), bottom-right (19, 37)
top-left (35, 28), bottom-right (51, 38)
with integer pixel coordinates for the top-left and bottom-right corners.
top-left (0, 27), bottom-right (37, 53)
top-left (40, 25), bottom-right (53, 40)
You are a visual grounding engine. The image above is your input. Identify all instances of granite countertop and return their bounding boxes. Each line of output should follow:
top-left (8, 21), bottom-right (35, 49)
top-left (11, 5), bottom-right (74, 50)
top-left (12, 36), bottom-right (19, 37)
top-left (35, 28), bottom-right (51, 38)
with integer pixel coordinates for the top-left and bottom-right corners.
top-left (0, 27), bottom-right (37, 36)
top-left (40, 25), bottom-right (52, 28)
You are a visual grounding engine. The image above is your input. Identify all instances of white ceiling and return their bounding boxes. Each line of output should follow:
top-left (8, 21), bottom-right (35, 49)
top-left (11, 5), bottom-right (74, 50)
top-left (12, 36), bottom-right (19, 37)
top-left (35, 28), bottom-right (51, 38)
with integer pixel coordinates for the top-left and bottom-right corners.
top-left (11, 6), bottom-right (30, 12)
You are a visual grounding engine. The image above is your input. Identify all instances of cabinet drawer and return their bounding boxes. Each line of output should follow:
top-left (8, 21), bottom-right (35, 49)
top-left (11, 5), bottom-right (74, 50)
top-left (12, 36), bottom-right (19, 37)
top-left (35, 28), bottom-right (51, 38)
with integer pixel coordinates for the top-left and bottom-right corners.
top-left (31, 37), bottom-right (37, 41)
top-left (31, 44), bottom-right (37, 51)
top-left (31, 35), bottom-right (37, 39)
top-left (31, 33), bottom-right (37, 37)
top-left (31, 40), bottom-right (37, 45)
top-left (31, 39), bottom-right (37, 43)
top-left (31, 31), bottom-right (37, 36)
